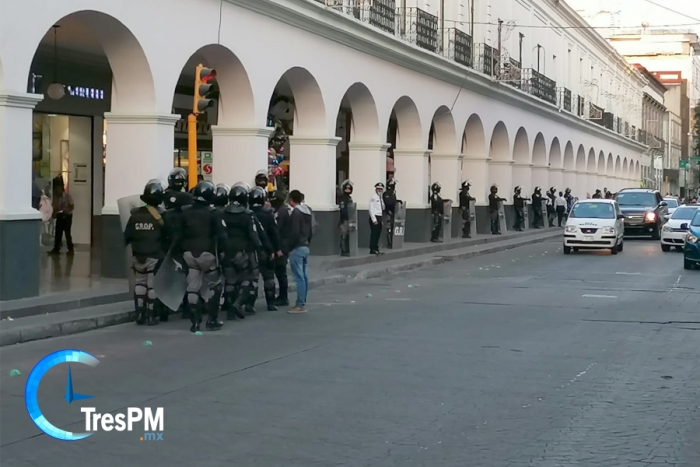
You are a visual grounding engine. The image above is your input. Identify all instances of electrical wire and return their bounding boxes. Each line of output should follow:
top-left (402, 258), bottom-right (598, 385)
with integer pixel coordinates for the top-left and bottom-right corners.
top-left (217, 0), bottom-right (224, 44)
top-left (442, 19), bottom-right (700, 30)
top-left (641, 0), bottom-right (700, 23)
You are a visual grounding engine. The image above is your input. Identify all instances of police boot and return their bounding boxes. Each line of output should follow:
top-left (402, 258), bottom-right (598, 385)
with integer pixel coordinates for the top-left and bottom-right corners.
top-left (205, 301), bottom-right (224, 331)
top-left (231, 288), bottom-right (247, 320)
top-left (146, 301), bottom-right (158, 327)
top-left (265, 288), bottom-right (278, 311)
top-left (274, 295), bottom-right (289, 306)
top-left (190, 302), bottom-right (203, 333)
top-left (156, 299), bottom-right (169, 322)
top-left (134, 298), bottom-right (146, 325)
top-left (180, 299), bottom-right (191, 320)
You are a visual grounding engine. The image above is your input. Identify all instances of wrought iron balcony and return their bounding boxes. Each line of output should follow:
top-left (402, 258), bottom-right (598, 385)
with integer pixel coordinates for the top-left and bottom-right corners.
top-left (557, 87), bottom-right (572, 112)
top-left (602, 111), bottom-right (614, 131)
top-left (368, 0), bottom-right (396, 35)
top-left (577, 95), bottom-right (586, 118)
top-left (588, 102), bottom-right (604, 125)
top-left (503, 58), bottom-right (522, 89)
top-left (616, 117), bottom-right (622, 134)
top-left (624, 121), bottom-right (630, 138)
top-left (521, 69), bottom-right (557, 105)
top-left (475, 43), bottom-right (497, 77)
top-left (397, 7), bottom-right (439, 53)
top-left (444, 28), bottom-right (473, 68)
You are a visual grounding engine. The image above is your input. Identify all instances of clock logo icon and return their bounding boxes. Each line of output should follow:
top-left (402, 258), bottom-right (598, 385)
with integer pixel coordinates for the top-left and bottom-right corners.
top-left (25, 349), bottom-right (100, 441)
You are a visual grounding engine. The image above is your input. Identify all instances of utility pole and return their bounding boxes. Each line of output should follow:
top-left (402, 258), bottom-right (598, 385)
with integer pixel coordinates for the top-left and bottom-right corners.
top-left (519, 33), bottom-right (524, 65)
top-left (497, 19), bottom-right (503, 78)
top-left (470, 0), bottom-right (474, 37)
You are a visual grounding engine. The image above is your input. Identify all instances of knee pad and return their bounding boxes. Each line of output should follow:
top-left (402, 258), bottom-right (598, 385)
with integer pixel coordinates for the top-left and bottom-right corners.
top-left (134, 285), bottom-right (147, 297)
top-left (147, 288), bottom-right (157, 300)
top-left (187, 293), bottom-right (200, 305)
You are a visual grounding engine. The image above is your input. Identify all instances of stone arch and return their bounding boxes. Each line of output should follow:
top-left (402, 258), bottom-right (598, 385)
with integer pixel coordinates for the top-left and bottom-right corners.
top-left (622, 158), bottom-right (629, 180)
top-left (606, 153), bottom-right (614, 176)
top-left (271, 67), bottom-right (326, 136)
top-left (338, 82), bottom-right (380, 142)
top-left (635, 161), bottom-right (640, 180)
top-left (389, 96), bottom-right (422, 148)
top-left (576, 145), bottom-right (586, 172)
top-left (627, 158), bottom-right (635, 179)
top-left (587, 149), bottom-right (596, 173)
top-left (513, 128), bottom-right (530, 164)
top-left (533, 133), bottom-right (547, 166)
top-left (598, 151), bottom-right (606, 175)
top-left (489, 122), bottom-right (510, 161)
top-left (614, 155), bottom-right (622, 178)
top-left (462, 114), bottom-right (486, 159)
top-left (174, 44), bottom-right (255, 127)
top-left (429, 106), bottom-right (457, 153)
top-left (563, 142), bottom-right (575, 171)
top-left (29, 10), bottom-right (156, 113)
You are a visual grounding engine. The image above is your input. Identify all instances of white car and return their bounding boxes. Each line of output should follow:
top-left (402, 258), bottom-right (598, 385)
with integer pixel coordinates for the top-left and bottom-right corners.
top-left (660, 205), bottom-right (700, 252)
top-left (663, 197), bottom-right (680, 219)
top-left (563, 199), bottom-right (625, 255)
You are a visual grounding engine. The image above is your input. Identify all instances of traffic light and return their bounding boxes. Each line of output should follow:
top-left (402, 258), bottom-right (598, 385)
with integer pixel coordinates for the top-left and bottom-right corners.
top-left (193, 64), bottom-right (217, 114)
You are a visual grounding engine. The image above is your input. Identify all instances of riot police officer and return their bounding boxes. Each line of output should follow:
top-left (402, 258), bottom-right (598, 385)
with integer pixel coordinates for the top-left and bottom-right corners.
top-left (547, 187), bottom-right (557, 227)
top-left (430, 182), bottom-right (445, 242)
top-left (513, 186), bottom-right (529, 232)
top-left (271, 190), bottom-right (290, 306)
top-left (255, 170), bottom-right (269, 190)
top-left (383, 179), bottom-right (398, 248)
top-left (124, 180), bottom-right (169, 326)
top-left (488, 184), bottom-right (506, 235)
top-left (531, 187), bottom-right (545, 228)
top-left (250, 186), bottom-right (281, 311)
top-left (338, 180), bottom-right (354, 256)
top-left (564, 187), bottom-right (574, 215)
top-left (220, 185), bottom-right (263, 320)
top-left (459, 180), bottom-right (475, 238)
top-left (212, 184), bottom-right (230, 210)
top-left (179, 181), bottom-right (227, 332)
top-left (165, 167), bottom-right (194, 210)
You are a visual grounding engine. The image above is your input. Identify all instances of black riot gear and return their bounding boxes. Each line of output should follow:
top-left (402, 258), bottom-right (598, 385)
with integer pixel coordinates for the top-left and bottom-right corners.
top-left (339, 180), bottom-right (354, 256)
top-left (251, 196), bottom-right (281, 311)
top-left (255, 170), bottom-right (269, 189)
top-left (383, 179), bottom-right (398, 248)
top-left (546, 187), bottom-right (557, 227)
top-left (212, 184), bottom-right (230, 208)
top-left (459, 180), bottom-right (475, 238)
top-left (341, 179), bottom-right (354, 194)
top-left (488, 184), bottom-right (506, 235)
top-left (531, 187), bottom-right (544, 228)
top-left (192, 181), bottom-right (216, 205)
top-left (431, 182), bottom-right (442, 194)
top-left (387, 178), bottom-right (397, 191)
top-left (141, 179), bottom-right (166, 206)
top-left (229, 185), bottom-right (249, 207)
top-left (430, 182), bottom-right (445, 242)
top-left (249, 187), bottom-right (267, 209)
top-left (168, 167), bottom-right (188, 192)
top-left (513, 186), bottom-right (529, 231)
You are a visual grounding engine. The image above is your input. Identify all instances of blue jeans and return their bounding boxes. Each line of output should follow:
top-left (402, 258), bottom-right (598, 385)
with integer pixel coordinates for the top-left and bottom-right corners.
top-left (289, 246), bottom-right (310, 307)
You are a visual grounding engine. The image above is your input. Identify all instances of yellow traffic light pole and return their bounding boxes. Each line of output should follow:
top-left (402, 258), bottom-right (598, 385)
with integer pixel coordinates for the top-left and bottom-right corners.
top-left (187, 113), bottom-right (198, 190)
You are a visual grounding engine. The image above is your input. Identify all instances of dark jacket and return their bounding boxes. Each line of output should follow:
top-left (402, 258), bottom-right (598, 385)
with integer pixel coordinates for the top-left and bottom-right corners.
top-left (430, 194), bottom-right (444, 214)
top-left (164, 189), bottom-right (193, 210)
top-left (124, 206), bottom-right (168, 258)
top-left (179, 203), bottom-right (226, 257)
top-left (252, 206), bottom-right (279, 253)
top-left (488, 193), bottom-right (504, 212)
top-left (286, 204), bottom-right (313, 253)
top-left (459, 190), bottom-right (474, 210)
top-left (383, 190), bottom-right (397, 215)
top-left (338, 193), bottom-right (353, 222)
top-left (220, 206), bottom-right (261, 257)
top-left (514, 194), bottom-right (527, 209)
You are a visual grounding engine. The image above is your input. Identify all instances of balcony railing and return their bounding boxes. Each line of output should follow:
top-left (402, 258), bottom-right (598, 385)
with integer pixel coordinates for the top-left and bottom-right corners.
top-left (444, 28), bottom-right (473, 68)
top-left (557, 87), bottom-right (572, 112)
top-left (602, 111), bottom-right (614, 131)
top-left (624, 121), bottom-right (630, 138)
top-left (475, 43), bottom-right (496, 77)
top-left (577, 95), bottom-right (586, 117)
top-left (521, 69), bottom-right (557, 105)
top-left (369, 0), bottom-right (396, 34)
top-left (397, 7), bottom-right (439, 53)
top-left (503, 58), bottom-right (522, 89)
top-left (588, 102), bottom-right (604, 124)
top-left (616, 117), bottom-right (622, 134)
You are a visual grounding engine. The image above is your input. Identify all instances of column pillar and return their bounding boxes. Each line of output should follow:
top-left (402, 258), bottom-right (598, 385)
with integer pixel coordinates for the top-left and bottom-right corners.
top-left (575, 171), bottom-right (588, 199)
top-left (101, 113), bottom-right (180, 278)
top-left (512, 162), bottom-right (533, 193)
top-left (549, 167), bottom-right (564, 191)
top-left (489, 160), bottom-right (513, 195)
top-left (289, 136), bottom-right (341, 255)
top-left (0, 92), bottom-right (43, 300)
top-left (394, 149), bottom-right (431, 242)
top-left (211, 127), bottom-right (273, 186)
top-left (531, 164), bottom-right (549, 192)
top-left (432, 153), bottom-right (463, 239)
top-left (563, 170), bottom-right (576, 194)
top-left (462, 157), bottom-right (489, 204)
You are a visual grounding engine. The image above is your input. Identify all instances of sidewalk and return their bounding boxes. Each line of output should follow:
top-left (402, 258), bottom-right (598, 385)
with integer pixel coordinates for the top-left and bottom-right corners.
top-left (0, 228), bottom-right (562, 346)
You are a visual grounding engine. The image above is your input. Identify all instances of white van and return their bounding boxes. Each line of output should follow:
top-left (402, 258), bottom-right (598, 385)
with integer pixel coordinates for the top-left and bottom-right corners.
top-left (563, 199), bottom-right (625, 255)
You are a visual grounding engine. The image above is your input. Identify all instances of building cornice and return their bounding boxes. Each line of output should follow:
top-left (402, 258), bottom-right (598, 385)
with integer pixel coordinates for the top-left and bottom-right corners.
top-left (226, 0), bottom-right (646, 154)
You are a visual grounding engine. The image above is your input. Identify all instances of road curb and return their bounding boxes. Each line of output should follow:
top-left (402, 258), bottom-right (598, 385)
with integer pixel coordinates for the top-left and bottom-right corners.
top-left (0, 231), bottom-right (559, 346)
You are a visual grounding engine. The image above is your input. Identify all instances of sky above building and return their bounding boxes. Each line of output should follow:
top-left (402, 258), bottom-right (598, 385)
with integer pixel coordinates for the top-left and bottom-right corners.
top-left (565, 0), bottom-right (700, 35)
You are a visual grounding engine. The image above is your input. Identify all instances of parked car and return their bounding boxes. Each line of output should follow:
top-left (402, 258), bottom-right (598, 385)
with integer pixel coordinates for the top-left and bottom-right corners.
top-left (663, 197), bottom-right (680, 220)
top-left (683, 210), bottom-right (700, 270)
top-left (660, 205), bottom-right (700, 251)
top-left (563, 199), bottom-right (625, 255)
top-left (614, 189), bottom-right (668, 239)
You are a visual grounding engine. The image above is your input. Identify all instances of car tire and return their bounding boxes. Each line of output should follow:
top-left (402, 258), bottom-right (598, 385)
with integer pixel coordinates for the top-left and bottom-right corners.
top-left (611, 243), bottom-right (618, 255)
top-left (651, 224), bottom-right (661, 240)
top-left (661, 244), bottom-right (671, 252)
top-left (563, 245), bottom-right (571, 255)
top-left (618, 240), bottom-right (624, 253)
top-left (684, 258), bottom-right (693, 270)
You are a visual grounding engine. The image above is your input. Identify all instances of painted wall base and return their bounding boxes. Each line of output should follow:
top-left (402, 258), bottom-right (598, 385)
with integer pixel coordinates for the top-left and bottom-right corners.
top-left (405, 208), bottom-right (432, 243)
top-left (310, 210), bottom-right (340, 256)
top-left (0, 219), bottom-right (40, 300)
top-left (100, 214), bottom-right (128, 279)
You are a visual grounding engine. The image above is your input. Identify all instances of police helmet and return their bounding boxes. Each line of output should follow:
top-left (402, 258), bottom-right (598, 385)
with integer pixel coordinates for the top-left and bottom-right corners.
top-left (167, 167), bottom-right (187, 191)
top-left (549, 186), bottom-right (556, 193)
top-left (387, 178), bottom-right (397, 190)
top-left (534, 186), bottom-right (541, 193)
top-left (375, 182), bottom-right (385, 191)
top-left (192, 181), bottom-right (215, 204)
top-left (514, 185), bottom-right (522, 193)
top-left (254, 169), bottom-right (269, 188)
top-left (229, 185), bottom-right (248, 206)
top-left (249, 187), bottom-right (267, 208)
top-left (212, 184), bottom-right (230, 207)
top-left (141, 179), bottom-right (166, 206)
top-left (565, 187), bottom-right (571, 194)
top-left (461, 180), bottom-right (472, 190)
top-left (490, 184), bottom-right (498, 192)
top-left (431, 182), bottom-right (441, 193)
top-left (341, 179), bottom-right (354, 193)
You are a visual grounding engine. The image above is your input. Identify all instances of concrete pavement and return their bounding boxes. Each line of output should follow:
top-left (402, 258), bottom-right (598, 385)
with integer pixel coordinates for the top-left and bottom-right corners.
top-left (1, 239), bottom-right (699, 466)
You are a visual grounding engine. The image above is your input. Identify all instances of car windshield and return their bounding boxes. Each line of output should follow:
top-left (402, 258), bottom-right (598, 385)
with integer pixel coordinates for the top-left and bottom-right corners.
top-left (692, 211), bottom-right (700, 227)
top-left (569, 202), bottom-right (615, 219)
top-left (616, 192), bottom-right (657, 207)
top-left (664, 199), bottom-right (679, 208)
top-left (671, 207), bottom-right (698, 220)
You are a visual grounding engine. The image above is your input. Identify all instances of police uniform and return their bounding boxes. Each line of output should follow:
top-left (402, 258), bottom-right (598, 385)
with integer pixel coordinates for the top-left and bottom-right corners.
top-left (531, 188), bottom-right (544, 228)
top-left (430, 183), bottom-right (444, 242)
top-left (338, 186), bottom-right (353, 256)
top-left (513, 188), bottom-right (528, 231)
top-left (272, 194), bottom-right (291, 306)
top-left (458, 182), bottom-right (475, 238)
top-left (251, 188), bottom-right (281, 311)
top-left (383, 181), bottom-right (398, 248)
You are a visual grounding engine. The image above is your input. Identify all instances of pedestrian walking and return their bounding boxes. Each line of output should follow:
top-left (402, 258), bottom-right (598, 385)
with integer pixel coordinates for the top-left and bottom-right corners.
top-left (48, 176), bottom-right (75, 255)
top-left (555, 191), bottom-right (567, 227)
top-left (286, 190), bottom-right (313, 313)
top-left (369, 182), bottom-right (385, 255)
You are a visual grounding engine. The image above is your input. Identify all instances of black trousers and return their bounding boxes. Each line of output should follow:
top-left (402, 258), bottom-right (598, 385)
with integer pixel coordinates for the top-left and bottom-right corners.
top-left (369, 216), bottom-right (382, 252)
top-left (431, 213), bottom-right (443, 241)
top-left (274, 254), bottom-right (288, 299)
top-left (514, 207), bottom-right (524, 230)
top-left (489, 209), bottom-right (500, 234)
top-left (339, 220), bottom-right (350, 254)
top-left (461, 209), bottom-right (471, 237)
top-left (54, 213), bottom-right (74, 251)
top-left (556, 206), bottom-right (566, 227)
top-left (385, 211), bottom-right (395, 248)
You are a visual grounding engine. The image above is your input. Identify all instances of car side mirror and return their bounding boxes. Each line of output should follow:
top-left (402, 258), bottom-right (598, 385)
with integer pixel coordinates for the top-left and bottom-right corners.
top-left (659, 201), bottom-right (668, 207)
top-left (617, 214), bottom-right (625, 220)
top-left (681, 223), bottom-right (689, 230)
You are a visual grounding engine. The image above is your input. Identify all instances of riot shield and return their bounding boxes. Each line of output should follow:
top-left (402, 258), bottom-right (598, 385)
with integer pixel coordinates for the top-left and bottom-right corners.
top-left (522, 202), bottom-right (530, 230)
top-left (392, 201), bottom-right (406, 249)
top-left (497, 200), bottom-right (508, 234)
top-left (468, 199), bottom-right (477, 238)
top-left (347, 201), bottom-right (359, 257)
top-left (153, 247), bottom-right (188, 311)
top-left (540, 199), bottom-right (548, 228)
top-left (441, 200), bottom-right (452, 242)
top-left (117, 195), bottom-right (143, 298)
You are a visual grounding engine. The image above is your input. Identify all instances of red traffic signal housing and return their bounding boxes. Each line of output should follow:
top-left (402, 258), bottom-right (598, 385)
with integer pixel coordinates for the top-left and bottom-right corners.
top-left (193, 64), bottom-right (217, 114)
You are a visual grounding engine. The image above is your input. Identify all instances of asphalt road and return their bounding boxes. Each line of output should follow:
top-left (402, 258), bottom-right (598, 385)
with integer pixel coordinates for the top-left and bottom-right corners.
top-left (1, 238), bottom-right (700, 467)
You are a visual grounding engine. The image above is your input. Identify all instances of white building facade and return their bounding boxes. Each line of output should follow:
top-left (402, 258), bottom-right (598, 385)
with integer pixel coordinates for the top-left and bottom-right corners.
top-left (0, 0), bottom-right (648, 299)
